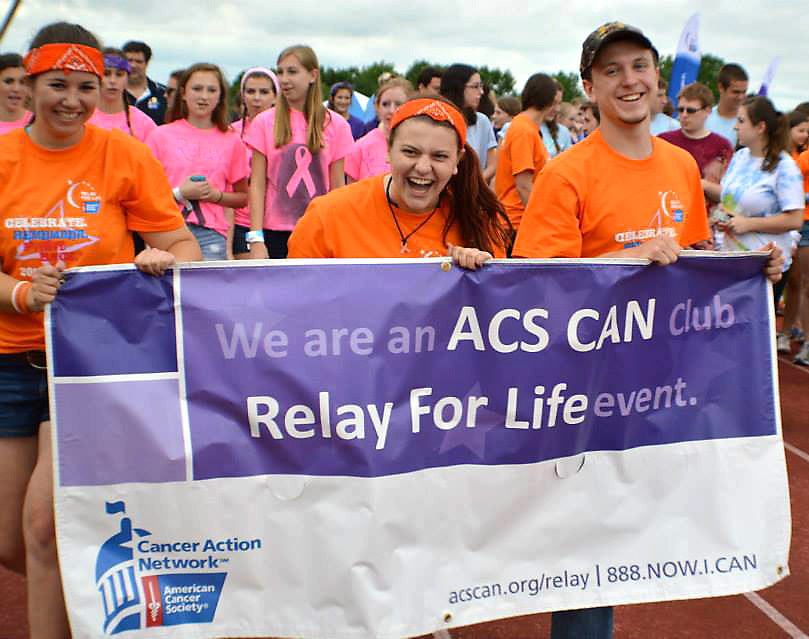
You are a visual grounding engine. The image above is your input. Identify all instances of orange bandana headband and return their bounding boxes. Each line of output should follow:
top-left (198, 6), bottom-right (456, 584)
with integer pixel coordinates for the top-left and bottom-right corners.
top-left (389, 98), bottom-right (467, 147)
top-left (23, 43), bottom-right (104, 78)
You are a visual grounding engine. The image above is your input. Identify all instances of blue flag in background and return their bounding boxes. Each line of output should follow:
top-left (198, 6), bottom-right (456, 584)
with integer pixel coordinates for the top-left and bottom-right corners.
top-left (668, 14), bottom-right (701, 102)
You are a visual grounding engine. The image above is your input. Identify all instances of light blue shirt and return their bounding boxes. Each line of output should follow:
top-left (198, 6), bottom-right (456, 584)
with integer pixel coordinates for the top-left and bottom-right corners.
top-left (650, 112), bottom-right (679, 136)
top-left (466, 112), bottom-right (497, 169)
top-left (540, 123), bottom-right (573, 158)
top-left (706, 107), bottom-right (738, 148)
top-left (719, 149), bottom-right (803, 268)
top-left (497, 120), bottom-right (511, 143)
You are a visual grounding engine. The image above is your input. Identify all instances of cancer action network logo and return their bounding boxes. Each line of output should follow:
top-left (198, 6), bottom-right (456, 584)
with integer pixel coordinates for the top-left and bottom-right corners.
top-left (95, 501), bottom-right (228, 635)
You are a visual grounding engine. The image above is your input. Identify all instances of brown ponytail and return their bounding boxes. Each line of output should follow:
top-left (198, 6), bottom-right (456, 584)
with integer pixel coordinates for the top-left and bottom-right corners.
top-left (240, 101), bottom-right (248, 139)
top-left (444, 142), bottom-right (513, 255)
top-left (743, 96), bottom-right (789, 172)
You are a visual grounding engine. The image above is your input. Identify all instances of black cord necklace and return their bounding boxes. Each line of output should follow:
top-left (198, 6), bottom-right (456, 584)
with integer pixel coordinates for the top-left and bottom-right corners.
top-left (385, 175), bottom-right (441, 254)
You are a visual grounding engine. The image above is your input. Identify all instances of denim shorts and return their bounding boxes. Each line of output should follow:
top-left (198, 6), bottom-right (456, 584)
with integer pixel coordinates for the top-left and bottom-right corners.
top-left (0, 354), bottom-right (49, 437)
top-left (799, 219), bottom-right (809, 249)
top-left (188, 223), bottom-right (227, 261)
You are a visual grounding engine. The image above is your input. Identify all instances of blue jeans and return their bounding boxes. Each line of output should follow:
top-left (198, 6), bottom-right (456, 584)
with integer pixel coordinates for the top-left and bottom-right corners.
top-left (188, 223), bottom-right (227, 261)
top-left (551, 606), bottom-right (613, 639)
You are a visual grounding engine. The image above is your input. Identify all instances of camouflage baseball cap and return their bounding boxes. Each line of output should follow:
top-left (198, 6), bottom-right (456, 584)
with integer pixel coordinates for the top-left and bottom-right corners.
top-left (580, 22), bottom-right (658, 80)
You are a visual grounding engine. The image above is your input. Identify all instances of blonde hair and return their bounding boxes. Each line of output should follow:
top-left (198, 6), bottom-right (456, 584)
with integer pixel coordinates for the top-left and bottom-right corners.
top-left (559, 102), bottom-right (577, 119)
top-left (274, 45), bottom-right (327, 153)
top-left (375, 77), bottom-right (414, 105)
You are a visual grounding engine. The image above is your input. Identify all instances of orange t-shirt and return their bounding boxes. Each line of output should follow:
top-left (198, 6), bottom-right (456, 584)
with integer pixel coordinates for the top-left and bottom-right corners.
top-left (0, 125), bottom-right (185, 352)
top-left (513, 129), bottom-right (710, 258)
top-left (797, 150), bottom-right (809, 221)
top-left (494, 113), bottom-right (548, 230)
top-left (288, 174), bottom-right (505, 258)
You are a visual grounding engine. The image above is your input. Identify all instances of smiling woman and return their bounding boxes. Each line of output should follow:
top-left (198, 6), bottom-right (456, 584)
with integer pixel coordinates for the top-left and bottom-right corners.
top-left (288, 96), bottom-right (512, 267)
top-left (0, 20), bottom-right (200, 639)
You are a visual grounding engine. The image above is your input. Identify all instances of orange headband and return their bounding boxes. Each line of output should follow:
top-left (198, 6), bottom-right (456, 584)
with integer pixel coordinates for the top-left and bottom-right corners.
top-left (23, 43), bottom-right (104, 78)
top-left (389, 98), bottom-right (467, 147)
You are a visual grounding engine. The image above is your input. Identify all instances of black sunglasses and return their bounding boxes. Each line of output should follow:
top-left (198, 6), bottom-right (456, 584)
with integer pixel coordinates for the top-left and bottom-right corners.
top-left (677, 106), bottom-right (703, 114)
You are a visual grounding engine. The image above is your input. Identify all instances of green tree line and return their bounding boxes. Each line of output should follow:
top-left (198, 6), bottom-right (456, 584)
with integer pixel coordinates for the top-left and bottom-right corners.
top-left (320, 60), bottom-right (518, 97)
top-left (228, 53), bottom-right (728, 110)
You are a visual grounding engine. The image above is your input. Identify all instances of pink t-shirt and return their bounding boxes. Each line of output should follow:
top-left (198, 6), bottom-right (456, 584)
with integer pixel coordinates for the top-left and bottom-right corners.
top-left (145, 119), bottom-right (249, 237)
top-left (88, 106), bottom-right (157, 143)
top-left (0, 112), bottom-right (31, 136)
top-left (230, 118), bottom-right (253, 228)
top-left (344, 126), bottom-right (389, 181)
top-left (243, 107), bottom-right (354, 231)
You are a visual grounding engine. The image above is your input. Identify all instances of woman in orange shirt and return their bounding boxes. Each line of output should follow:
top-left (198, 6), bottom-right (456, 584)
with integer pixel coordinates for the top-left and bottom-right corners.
top-left (0, 22), bottom-right (200, 638)
top-left (288, 96), bottom-right (511, 264)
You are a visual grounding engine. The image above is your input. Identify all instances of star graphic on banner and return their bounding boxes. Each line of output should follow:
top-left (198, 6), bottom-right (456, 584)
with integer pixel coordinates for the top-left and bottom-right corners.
top-left (437, 382), bottom-right (505, 460)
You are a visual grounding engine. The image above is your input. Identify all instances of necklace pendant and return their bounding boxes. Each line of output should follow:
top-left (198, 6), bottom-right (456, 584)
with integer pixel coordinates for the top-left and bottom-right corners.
top-left (400, 241), bottom-right (411, 254)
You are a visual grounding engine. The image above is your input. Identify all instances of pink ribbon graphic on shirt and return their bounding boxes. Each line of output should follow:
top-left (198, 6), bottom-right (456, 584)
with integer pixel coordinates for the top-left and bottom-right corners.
top-left (286, 146), bottom-right (317, 198)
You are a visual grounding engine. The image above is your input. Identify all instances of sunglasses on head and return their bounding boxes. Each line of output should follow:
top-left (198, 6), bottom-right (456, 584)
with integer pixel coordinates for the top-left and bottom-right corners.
top-left (678, 106), bottom-right (703, 114)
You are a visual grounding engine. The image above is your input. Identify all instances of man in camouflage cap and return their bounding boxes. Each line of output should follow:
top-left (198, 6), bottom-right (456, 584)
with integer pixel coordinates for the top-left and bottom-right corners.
top-left (514, 22), bottom-right (783, 638)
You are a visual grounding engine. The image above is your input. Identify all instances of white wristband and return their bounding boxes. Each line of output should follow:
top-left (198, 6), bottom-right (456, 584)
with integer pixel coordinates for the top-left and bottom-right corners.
top-left (246, 230), bottom-right (265, 245)
top-left (10, 281), bottom-right (25, 314)
top-left (172, 187), bottom-right (192, 210)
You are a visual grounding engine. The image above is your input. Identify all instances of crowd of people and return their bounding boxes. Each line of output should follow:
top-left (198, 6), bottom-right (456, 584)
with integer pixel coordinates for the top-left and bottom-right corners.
top-left (0, 17), bottom-right (804, 639)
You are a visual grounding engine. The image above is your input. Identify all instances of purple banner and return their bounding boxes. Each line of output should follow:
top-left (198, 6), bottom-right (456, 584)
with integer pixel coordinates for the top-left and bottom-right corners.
top-left (51, 269), bottom-right (177, 377)
top-left (49, 256), bottom-right (776, 487)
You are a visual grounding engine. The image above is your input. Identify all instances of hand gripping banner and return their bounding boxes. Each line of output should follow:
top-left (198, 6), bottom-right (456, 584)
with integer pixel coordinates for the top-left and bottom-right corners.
top-left (45, 254), bottom-right (791, 639)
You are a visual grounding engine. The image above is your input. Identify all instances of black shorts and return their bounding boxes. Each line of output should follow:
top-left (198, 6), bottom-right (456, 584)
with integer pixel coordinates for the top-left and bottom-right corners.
top-left (232, 224), bottom-right (249, 255)
top-left (265, 230), bottom-right (291, 259)
top-left (233, 227), bottom-right (291, 257)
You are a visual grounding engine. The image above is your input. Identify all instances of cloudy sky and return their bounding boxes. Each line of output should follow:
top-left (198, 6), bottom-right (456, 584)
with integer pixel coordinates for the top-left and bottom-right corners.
top-left (2, 1), bottom-right (805, 110)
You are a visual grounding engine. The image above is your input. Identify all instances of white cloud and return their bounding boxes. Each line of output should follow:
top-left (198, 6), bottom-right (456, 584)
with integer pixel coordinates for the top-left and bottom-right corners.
top-left (2, 1), bottom-right (805, 108)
